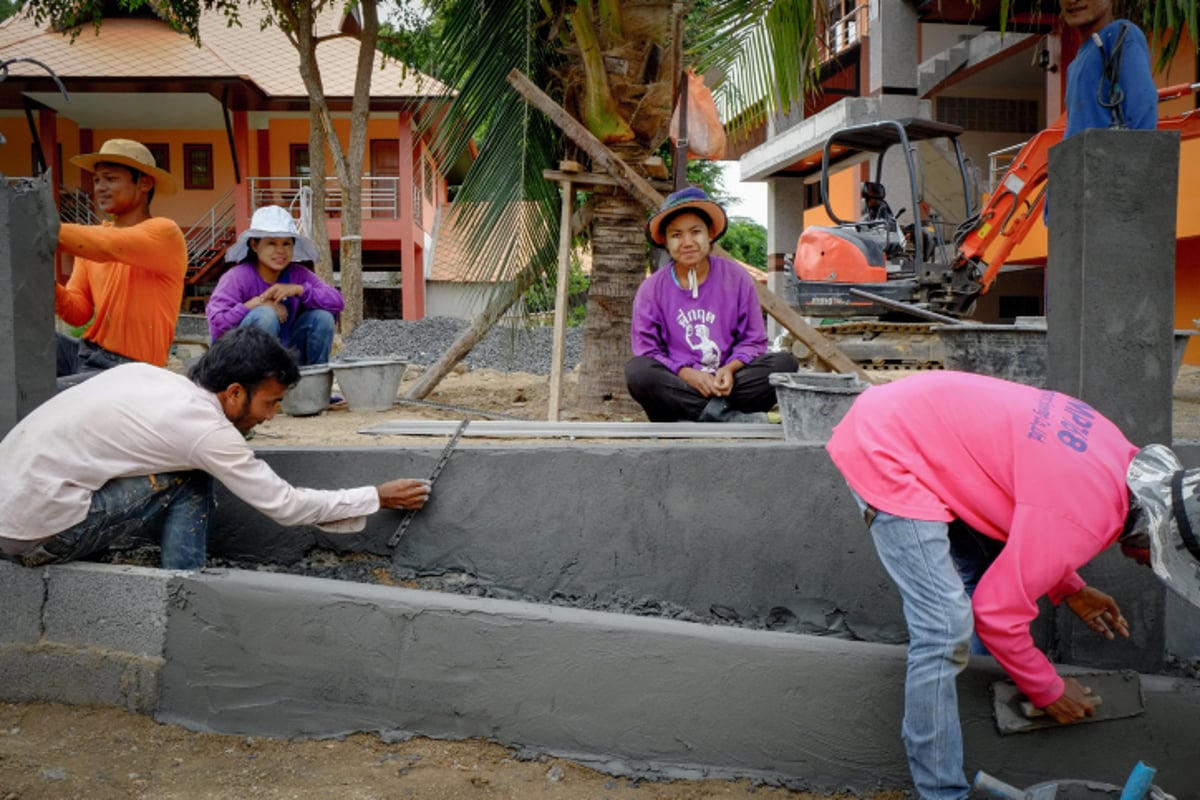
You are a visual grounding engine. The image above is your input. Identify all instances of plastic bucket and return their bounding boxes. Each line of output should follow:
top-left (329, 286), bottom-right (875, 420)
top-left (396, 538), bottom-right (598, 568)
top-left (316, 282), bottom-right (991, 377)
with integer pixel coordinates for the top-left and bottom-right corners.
top-left (280, 365), bottom-right (333, 417)
top-left (769, 371), bottom-right (867, 442)
top-left (332, 359), bottom-right (406, 412)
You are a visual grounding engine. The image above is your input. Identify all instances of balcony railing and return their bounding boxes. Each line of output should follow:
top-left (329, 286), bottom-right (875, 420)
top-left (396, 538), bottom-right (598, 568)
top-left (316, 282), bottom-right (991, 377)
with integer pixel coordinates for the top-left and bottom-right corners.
top-left (987, 141), bottom-right (1026, 195)
top-left (249, 176), bottom-right (402, 220)
top-left (820, 0), bottom-right (869, 61)
top-left (183, 188), bottom-right (237, 268)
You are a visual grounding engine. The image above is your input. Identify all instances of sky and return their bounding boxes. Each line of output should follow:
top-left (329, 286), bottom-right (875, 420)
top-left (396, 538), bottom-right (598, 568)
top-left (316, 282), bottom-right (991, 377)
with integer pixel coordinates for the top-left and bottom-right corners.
top-left (719, 161), bottom-right (768, 225)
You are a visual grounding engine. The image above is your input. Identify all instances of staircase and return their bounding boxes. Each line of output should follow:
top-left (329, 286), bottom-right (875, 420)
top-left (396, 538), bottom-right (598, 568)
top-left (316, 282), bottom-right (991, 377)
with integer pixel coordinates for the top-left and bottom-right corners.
top-left (183, 188), bottom-right (237, 289)
top-left (918, 31), bottom-right (1034, 97)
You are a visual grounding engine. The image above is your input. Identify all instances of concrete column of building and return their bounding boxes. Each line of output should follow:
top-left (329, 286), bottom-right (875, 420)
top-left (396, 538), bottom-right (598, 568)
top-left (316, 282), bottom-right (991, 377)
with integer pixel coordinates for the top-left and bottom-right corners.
top-left (0, 177), bottom-right (59, 438)
top-left (398, 113), bottom-right (423, 319)
top-left (867, 0), bottom-right (919, 97)
top-left (232, 111), bottom-right (251, 227)
top-left (1046, 128), bottom-right (1181, 674)
top-left (765, 177), bottom-right (808, 340)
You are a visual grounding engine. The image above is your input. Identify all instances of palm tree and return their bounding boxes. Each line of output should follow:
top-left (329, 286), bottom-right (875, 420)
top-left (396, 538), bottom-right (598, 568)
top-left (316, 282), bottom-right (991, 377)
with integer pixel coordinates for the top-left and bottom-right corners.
top-left (418, 0), bottom-right (825, 414)
top-left (416, 0), bottom-right (1196, 415)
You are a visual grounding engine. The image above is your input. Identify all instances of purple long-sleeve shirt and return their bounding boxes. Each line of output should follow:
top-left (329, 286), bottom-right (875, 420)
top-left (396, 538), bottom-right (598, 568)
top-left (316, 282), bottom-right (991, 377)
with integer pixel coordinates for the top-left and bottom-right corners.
top-left (206, 262), bottom-right (345, 344)
top-left (630, 255), bottom-right (767, 374)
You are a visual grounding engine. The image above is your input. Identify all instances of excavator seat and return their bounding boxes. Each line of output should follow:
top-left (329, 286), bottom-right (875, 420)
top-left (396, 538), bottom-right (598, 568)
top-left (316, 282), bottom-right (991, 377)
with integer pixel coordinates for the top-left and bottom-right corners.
top-left (861, 181), bottom-right (895, 223)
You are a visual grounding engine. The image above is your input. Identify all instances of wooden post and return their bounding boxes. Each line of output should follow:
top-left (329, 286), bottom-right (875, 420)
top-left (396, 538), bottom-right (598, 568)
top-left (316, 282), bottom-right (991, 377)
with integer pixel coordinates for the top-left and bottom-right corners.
top-left (548, 178), bottom-right (574, 421)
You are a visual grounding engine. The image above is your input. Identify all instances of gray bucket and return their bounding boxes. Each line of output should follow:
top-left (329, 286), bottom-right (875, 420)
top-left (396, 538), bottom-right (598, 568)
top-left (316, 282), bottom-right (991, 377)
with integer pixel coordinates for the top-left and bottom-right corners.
top-left (280, 364), bottom-right (333, 417)
top-left (935, 324), bottom-right (1195, 388)
top-left (332, 359), bottom-right (406, 412)
top-left (770, 371), bottom-right (867, 442)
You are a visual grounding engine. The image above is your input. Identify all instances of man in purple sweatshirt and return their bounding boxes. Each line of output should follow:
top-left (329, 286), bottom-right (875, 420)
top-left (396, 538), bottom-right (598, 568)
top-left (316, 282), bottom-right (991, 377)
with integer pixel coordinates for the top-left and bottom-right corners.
top-left (207, 205), bottom-right (344, 365)
top-left (625, 187), bottom-right (798, 422)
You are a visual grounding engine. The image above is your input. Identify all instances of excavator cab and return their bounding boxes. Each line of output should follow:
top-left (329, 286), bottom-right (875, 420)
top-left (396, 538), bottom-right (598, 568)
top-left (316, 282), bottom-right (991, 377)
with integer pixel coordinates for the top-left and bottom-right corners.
top-left (789, 118), bottom-right (981, 319)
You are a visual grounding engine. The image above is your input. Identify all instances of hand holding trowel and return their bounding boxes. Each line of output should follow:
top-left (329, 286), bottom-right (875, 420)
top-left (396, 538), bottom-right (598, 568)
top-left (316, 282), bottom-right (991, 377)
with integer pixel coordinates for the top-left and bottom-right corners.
top-left (387, 419), bottom-right (468, 548)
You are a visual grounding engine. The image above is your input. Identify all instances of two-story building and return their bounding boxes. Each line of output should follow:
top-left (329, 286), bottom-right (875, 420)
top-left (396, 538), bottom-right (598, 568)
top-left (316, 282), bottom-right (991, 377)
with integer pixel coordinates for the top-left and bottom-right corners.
top-left (0, 2), bottom-right (477, 321)
top-left (737, 0), bottom-right (1198, 355)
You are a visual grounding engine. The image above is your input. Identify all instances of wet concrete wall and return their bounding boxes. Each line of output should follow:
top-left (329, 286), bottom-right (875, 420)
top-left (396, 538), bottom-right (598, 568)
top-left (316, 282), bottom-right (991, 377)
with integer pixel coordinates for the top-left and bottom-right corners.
top-left (0, 176), bottom-right (57, 438)
top-left (5, 561), bottom-right (1198, 793)
top-left (214, 442), bottom-right (1200, 674)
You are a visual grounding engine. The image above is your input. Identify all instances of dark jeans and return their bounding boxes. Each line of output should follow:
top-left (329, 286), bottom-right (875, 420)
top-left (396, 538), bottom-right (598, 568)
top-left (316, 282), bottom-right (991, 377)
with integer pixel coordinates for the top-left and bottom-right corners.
top-left (947, 520), bottom-right (1005, 656)
top-left (8, 471), bottom-right (213, 570)
top-left (624, 351), bottom-right (800, 422)
top-left (56, 333), bottom-right (137, 390)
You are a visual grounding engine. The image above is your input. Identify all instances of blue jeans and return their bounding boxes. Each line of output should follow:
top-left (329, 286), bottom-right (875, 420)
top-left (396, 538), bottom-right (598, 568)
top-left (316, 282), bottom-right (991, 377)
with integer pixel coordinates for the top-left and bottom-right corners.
top-left (947, 521), bottom-right (1004, 656)
top-left (851, 490), bottom-right (973, 800)
top-left (240, 306), bottom-right (335, 366)
top-left (15, 472), bottom-right (213, 570)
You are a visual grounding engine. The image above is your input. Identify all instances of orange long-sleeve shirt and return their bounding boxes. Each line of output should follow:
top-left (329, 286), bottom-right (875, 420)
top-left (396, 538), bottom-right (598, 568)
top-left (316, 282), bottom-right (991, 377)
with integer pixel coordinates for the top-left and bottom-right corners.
top-left (55, 217), bottom-right (188, 367)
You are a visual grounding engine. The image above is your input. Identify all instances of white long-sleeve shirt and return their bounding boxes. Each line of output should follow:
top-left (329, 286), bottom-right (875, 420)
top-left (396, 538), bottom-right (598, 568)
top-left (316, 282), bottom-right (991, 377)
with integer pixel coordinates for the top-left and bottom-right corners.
top-left (0, 363), bottom-right (378, 551)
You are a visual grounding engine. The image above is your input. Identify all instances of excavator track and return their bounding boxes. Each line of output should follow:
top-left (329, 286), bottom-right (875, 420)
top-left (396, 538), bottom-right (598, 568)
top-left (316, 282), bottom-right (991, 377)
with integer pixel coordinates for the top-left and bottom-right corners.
top-left (787, 321), bottom-right (946, 372)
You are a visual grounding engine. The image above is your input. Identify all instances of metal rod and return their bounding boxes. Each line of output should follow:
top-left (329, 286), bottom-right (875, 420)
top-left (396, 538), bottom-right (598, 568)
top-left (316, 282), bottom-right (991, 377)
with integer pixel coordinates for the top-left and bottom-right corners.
top-left (387, 419), bottom-right (469, 548)
top-left (847, 288), bottom-right (973, 325)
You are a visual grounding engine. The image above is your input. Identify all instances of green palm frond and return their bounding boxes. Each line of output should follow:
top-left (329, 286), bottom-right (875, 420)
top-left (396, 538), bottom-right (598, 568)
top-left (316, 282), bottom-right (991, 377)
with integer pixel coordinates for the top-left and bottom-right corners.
top-left (688, 0), bottom-right (824, 139)
top-left (1120, 0), bottom-right (1198, 70)
top-left (422, 0), bottom-right (564, 294)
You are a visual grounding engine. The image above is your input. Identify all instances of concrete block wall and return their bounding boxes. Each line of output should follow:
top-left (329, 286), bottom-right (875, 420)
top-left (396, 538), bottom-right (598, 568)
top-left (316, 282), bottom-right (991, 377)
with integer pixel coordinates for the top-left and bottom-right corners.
top-left (214, 442), bottom-right (1200, 673)
top-left (4, 561), bottom-right (1199, 792)
top-left (0, 561), bottom-right (168, 712)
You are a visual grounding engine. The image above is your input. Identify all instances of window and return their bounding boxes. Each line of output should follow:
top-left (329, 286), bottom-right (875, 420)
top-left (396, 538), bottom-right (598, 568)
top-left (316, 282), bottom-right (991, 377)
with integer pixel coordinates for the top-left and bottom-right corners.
top-left (290, 144), bottom-right (311, 178)
top-left (144, 143), bottom-right (170, 173)
top-left (183, 144), bottom-right (214, 190)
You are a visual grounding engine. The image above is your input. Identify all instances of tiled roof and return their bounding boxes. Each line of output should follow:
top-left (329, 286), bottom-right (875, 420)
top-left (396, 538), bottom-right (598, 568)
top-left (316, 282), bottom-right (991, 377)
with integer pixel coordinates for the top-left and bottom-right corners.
top-left (0, 5), bottom-right (450, 99)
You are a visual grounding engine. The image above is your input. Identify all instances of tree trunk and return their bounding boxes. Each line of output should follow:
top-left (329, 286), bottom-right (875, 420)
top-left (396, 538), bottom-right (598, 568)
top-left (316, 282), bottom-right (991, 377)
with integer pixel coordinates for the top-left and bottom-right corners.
top-left (576, 182), bottom-right (647, 416)
top-left (280, 0), bottom-right (378, 335)
top-left (308, 113), bottom-right (333, 284)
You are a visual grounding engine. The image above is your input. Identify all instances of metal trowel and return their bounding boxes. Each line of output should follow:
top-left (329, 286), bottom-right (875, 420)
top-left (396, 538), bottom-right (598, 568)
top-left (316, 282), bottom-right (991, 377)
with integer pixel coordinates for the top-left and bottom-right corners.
top-left (990, 669), bottom-right (1144, 735)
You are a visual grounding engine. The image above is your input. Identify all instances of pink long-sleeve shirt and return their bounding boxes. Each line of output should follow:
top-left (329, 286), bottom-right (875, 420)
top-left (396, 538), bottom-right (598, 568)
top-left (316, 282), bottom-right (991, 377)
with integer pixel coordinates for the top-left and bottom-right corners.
top-left (826, 371), bottom-right (1137, 706)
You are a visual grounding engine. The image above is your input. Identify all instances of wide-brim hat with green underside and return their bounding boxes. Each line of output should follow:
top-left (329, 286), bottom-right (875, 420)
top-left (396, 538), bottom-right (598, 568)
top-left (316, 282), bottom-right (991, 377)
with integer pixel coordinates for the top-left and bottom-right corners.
top-left (1125, 443), bottom-right (1200, 610)
top-left (69, 139), bottom-right (177, 195)
top-left (645, 186), bottom-right (727, 246)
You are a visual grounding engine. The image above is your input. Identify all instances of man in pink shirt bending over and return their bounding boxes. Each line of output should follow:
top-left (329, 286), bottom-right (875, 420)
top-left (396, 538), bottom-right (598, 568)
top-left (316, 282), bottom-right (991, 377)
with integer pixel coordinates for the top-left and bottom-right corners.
top-left (827, 370), bottom-right (1200, 800)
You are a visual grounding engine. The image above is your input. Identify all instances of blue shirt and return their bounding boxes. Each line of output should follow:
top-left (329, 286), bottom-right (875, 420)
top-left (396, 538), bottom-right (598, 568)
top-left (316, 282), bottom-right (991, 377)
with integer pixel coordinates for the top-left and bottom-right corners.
top-left (1064, 19), bottom-right (1157, 139)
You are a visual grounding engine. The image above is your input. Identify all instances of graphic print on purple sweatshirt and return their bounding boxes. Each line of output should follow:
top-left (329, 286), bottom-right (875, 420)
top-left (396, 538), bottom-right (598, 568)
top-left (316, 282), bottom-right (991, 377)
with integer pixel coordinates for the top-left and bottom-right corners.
top-left (676, 307), bottom-right (721, 373)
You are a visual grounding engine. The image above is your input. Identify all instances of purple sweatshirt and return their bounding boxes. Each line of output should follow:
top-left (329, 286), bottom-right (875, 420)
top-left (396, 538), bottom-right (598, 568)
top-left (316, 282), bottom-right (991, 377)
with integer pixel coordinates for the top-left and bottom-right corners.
top-left (630, 255), bottom-right (767, 374)
top-left (206, 262), bottom-right (345, 344)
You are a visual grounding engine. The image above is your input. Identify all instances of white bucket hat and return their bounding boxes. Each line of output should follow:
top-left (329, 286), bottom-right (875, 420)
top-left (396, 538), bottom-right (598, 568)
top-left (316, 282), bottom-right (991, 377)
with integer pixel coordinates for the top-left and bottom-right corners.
top-left (226, 205), bottom-right (319, 264)
top-left (1125, 443), bottom-right (1200, 609)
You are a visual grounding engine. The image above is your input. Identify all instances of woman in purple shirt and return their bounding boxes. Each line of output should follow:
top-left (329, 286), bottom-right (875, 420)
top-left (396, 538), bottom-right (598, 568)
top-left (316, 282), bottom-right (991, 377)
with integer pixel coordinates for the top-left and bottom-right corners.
top-left (206, 205), bottom-right (344, 365)
top-left (625, 187), bottom-right (798, 422)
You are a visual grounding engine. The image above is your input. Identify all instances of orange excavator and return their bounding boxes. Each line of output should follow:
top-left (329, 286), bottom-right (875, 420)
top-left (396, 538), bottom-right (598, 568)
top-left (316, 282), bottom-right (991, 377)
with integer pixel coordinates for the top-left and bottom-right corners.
top-left (788, 83), bottom-right (1200, 322)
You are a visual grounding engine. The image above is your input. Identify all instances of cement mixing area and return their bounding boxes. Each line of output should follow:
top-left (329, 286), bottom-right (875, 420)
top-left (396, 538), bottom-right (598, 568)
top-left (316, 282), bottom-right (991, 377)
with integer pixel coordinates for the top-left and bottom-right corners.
top-left (4, 133), bottom-right (1200, 798)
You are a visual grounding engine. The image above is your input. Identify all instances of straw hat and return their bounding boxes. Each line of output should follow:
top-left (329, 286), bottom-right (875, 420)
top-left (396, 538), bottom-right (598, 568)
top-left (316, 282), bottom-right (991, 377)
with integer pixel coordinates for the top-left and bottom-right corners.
top-left (645, 186), bottom-right (727, 246)
top-left (1125, 444), bottom-right (1200, 609)
top-left (226, 205), bottom-right (320, 264)
top-left (69, 139), bottom-right (177, 195)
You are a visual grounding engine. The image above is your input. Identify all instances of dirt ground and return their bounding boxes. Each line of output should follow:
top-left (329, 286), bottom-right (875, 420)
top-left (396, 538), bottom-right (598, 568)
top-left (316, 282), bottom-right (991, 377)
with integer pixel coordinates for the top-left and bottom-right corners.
top-left (4, 364), bottom-right (1199, 799)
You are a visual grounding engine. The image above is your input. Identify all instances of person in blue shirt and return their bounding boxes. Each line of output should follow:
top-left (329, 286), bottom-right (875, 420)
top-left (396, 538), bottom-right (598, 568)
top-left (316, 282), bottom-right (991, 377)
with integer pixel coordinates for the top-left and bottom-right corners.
top-left (1061, 0), bottom-right (1157, 138)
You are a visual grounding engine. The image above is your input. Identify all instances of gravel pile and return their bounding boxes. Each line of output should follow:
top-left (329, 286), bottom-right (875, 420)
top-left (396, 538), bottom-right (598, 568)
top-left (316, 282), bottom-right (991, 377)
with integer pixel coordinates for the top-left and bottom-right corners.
top-left (339, 317), bottom-right (584, 376)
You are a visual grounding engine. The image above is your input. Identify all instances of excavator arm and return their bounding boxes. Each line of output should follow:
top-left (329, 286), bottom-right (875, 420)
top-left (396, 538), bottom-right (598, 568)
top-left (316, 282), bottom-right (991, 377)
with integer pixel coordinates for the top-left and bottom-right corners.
top-left (954, 82), bottom-right (1200, 297)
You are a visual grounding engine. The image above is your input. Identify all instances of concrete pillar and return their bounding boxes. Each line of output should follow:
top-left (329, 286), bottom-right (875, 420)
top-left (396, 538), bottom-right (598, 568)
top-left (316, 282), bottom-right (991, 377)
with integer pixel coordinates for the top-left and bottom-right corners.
top-left (1045, 128), bottom-right (1179, 445)
top-left (868, 0), bottom-right (919, 97)
top-left (765, 177), bottom-right (808, 340)
top-left (1045, 128), bottom-right (1180, 674)
top-left (0, 176), bottom-right (59, 438)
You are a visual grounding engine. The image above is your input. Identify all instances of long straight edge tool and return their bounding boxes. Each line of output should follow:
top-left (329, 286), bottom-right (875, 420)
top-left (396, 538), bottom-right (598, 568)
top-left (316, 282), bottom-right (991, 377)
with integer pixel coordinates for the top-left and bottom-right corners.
top-left (387, 419), bottom-right (469, 547)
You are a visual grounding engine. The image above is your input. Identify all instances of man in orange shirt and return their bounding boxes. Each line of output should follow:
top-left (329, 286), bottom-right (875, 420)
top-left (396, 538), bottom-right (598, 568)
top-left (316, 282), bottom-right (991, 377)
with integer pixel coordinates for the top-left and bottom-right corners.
top-left (55, 139), bottom-right (188, 387)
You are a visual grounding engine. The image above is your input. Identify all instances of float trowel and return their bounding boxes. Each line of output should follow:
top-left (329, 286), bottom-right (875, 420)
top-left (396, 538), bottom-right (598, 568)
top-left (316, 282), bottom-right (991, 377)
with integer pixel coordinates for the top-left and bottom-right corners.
top-left (990, 669), bottom-right (1144, 735)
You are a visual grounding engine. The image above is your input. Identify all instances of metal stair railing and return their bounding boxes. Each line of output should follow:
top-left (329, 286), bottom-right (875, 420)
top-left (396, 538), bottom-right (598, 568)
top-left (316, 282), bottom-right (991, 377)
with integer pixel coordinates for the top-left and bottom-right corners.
top-left (183, 188), bottom-right (237, 276)
top-left (59, 188), bottom-right (103, 225)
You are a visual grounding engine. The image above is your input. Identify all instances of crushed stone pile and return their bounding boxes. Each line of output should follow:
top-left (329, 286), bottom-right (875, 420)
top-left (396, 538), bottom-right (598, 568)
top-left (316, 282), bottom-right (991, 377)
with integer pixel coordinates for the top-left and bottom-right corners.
top-left (339, 317), bottom-right (584, 376)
